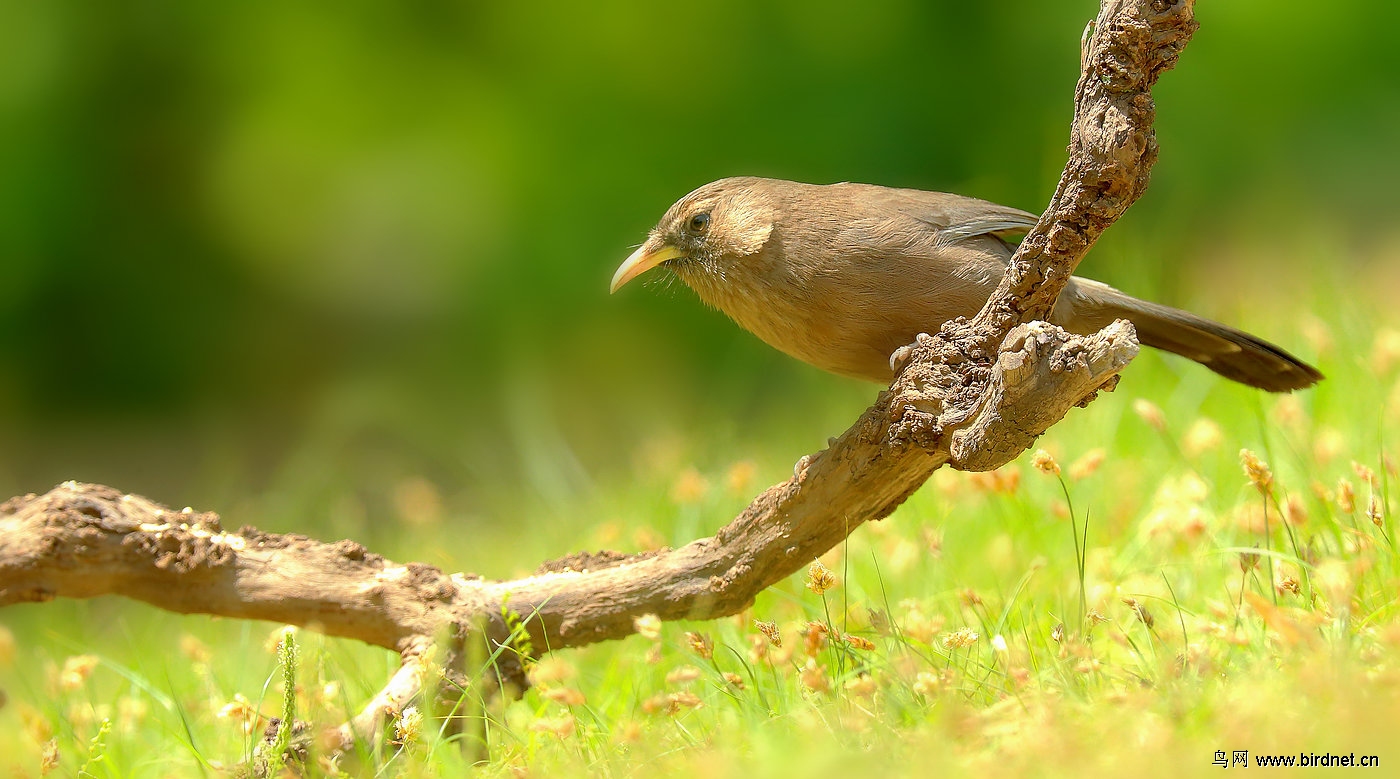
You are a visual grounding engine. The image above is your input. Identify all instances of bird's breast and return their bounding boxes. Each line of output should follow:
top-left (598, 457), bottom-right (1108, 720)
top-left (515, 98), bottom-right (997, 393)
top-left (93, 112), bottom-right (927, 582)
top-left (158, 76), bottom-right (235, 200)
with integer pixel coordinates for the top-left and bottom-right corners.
top-left (680, 238), bottom-right (1010, 382)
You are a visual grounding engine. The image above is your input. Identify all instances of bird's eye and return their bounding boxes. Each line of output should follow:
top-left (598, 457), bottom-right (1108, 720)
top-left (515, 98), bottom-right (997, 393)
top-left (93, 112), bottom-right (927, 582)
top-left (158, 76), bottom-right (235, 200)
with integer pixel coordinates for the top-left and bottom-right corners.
top-left (687, 213), bottom-right (710, 234)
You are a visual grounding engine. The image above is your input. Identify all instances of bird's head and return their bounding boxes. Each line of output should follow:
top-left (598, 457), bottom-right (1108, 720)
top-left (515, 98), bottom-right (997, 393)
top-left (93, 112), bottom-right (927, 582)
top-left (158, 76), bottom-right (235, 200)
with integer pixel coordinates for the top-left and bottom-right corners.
top-left (610, 177), bottom-right (776, 294)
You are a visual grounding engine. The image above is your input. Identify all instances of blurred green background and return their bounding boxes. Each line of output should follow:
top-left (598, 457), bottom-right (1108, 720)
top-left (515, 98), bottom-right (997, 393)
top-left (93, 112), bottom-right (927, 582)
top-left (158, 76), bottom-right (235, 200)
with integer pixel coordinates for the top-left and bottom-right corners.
top-left (0, 0), bottom-right (1396, 570)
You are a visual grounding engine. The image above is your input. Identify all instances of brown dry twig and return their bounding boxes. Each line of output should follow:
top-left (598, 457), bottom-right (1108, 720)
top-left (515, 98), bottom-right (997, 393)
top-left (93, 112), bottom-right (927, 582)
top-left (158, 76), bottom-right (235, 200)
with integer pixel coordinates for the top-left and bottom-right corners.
top-left (0, 0), bottom-right (1196, 757)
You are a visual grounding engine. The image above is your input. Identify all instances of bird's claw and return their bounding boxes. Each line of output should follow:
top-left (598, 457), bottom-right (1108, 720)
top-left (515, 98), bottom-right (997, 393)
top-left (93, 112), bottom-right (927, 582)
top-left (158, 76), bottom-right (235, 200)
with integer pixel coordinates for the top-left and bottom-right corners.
top-left (1080, 19), bottom-right (1096, 73)
top-left (889, 345), bottom-right (915, 376)
top-left (792, 450), bottom-right (827, 482)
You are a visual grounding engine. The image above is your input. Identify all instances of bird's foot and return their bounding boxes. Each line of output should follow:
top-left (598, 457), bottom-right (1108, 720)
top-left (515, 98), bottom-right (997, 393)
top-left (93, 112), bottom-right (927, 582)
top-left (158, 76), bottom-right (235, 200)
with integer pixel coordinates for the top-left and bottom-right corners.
top-left (889, 344), bottom-right (915, 376)
top-left (792, 447), bottom-right (832, 482)
top-left (1080, 19), bottom-right (1096, 73)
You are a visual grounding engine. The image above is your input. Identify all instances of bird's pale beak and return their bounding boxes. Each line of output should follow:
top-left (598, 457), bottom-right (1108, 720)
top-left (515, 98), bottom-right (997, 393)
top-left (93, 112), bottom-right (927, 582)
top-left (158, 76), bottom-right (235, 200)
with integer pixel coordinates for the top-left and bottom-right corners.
top-left (610, 240), bottom-right (685, 294)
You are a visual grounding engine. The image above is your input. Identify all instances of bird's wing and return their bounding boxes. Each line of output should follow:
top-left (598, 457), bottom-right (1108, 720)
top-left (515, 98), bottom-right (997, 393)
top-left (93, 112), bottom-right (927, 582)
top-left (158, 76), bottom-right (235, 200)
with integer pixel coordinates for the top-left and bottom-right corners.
top-left (931, 212), bottom-right (1040, 248)
top-left (873, 188), bottom-right (1040, 248)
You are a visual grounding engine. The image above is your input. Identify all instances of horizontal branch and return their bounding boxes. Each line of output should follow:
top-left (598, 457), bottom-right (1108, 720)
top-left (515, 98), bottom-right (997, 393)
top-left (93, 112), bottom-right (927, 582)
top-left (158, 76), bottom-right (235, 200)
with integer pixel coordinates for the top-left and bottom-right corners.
top-left (0, 484), bottom-right (434, 651)
top-left (2, 315), bottom-right (1136, 654)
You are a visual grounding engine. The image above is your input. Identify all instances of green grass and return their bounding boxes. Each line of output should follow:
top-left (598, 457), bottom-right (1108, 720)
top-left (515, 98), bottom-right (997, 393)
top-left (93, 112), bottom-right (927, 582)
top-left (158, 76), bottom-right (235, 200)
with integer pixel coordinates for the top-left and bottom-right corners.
top-left (2, 262), bottom-right (1398, 777)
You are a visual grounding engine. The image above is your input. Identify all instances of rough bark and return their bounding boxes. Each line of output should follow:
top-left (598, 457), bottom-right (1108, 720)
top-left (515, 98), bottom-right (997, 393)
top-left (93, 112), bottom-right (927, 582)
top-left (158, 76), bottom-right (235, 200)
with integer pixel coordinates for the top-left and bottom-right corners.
top-left (0, 0), bottom-right (1196, 755)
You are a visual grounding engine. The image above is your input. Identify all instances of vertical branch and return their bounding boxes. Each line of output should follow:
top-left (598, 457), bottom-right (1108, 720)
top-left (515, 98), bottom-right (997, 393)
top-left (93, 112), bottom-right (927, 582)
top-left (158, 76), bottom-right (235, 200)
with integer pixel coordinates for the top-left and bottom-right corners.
top-left (972, 0), bottom-right (1198, 334)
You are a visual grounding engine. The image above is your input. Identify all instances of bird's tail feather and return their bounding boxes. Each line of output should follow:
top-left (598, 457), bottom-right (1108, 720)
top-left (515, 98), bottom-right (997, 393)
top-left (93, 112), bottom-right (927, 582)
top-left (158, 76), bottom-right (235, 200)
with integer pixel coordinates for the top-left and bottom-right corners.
top-left (1060, 279), bottom-right (1323, 392)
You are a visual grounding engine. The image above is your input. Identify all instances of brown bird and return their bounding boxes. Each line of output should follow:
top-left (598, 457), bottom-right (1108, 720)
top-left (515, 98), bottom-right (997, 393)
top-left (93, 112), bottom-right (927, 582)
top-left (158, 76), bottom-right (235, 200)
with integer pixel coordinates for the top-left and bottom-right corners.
top-left (611, 177), bottom-right (1322, 392)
